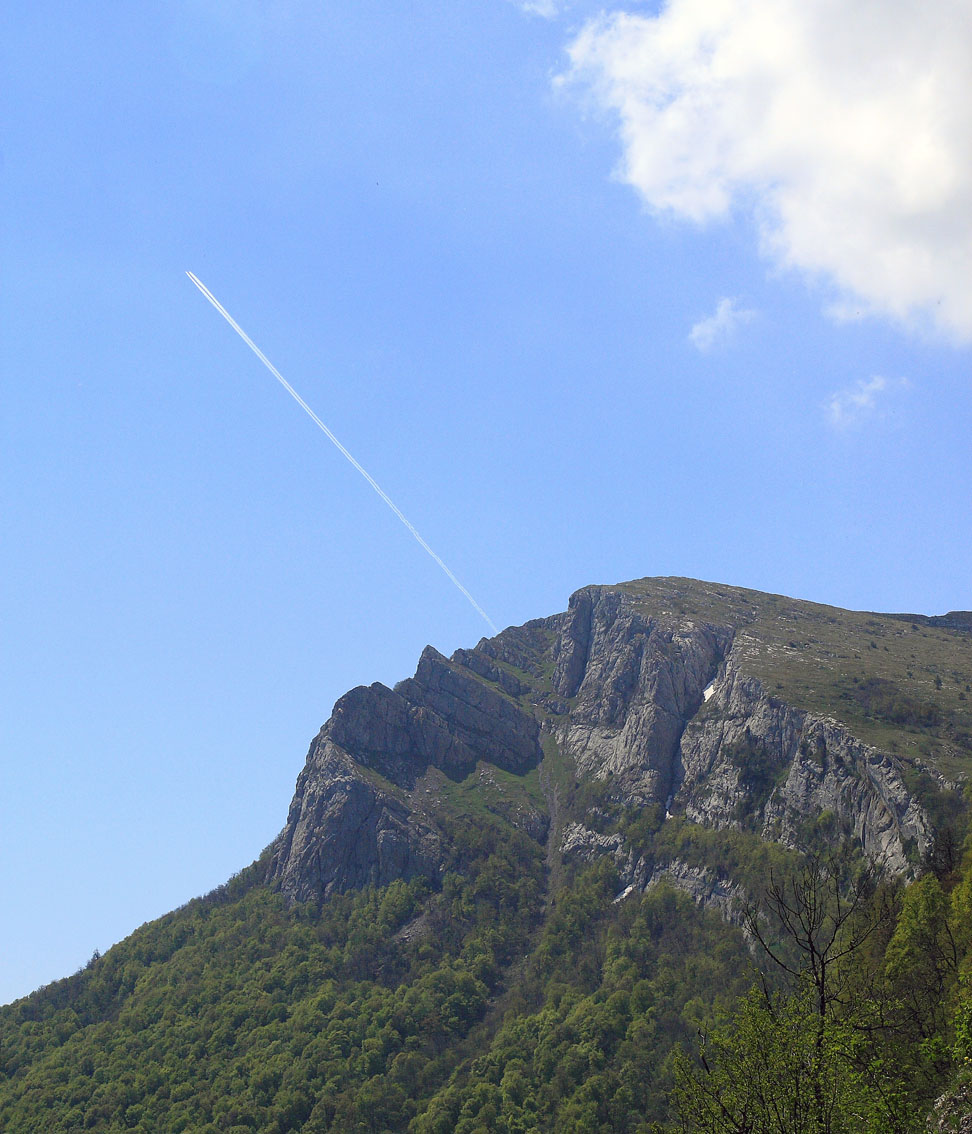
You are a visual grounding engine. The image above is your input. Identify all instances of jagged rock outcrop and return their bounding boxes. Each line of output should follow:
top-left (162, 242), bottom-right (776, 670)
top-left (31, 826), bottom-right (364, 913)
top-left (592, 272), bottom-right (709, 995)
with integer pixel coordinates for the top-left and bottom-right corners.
top-left (552, 587), bottom-right (732, 804)
top-left (266, 733), bottom-right (442, 902)
top-left (676, 646), bottom-right (931, 872)
top-left (268, 578), bottom-right (948, 904)
top-left (560, 821), bottom-right (625, 864)
top-left (559, 822), bottom-right (748, 924)
top-left (268, 645), bottom-right (543, 900)
top-left (928, 1086), bottom-right (972, 1133)
top-left (327, 647), bottom-right (541, 790)
top-left (641, 859), bottom-right (748, 926)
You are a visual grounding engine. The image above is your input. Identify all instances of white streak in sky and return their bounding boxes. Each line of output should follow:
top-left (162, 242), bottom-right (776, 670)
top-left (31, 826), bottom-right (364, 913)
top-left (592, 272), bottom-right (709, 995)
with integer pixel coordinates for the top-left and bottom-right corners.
top-left (186, 272), bottom-right (498, 633)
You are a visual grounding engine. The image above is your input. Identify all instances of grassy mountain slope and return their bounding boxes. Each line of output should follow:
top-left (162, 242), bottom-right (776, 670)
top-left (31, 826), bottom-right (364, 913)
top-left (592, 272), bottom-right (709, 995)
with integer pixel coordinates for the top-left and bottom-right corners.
top-left (608, 578), bottom-right (972, 777)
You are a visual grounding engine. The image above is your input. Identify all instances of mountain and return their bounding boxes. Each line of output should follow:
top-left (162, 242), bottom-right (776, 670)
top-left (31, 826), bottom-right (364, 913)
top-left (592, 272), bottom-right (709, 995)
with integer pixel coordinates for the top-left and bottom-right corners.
top-left (267, 577), bottom-right (965, 906)
top-left (3, 577), bottom-right (972, 1132)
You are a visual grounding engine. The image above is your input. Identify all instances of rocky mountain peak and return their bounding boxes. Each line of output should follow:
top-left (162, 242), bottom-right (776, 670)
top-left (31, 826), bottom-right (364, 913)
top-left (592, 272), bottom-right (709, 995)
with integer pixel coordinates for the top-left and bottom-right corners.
top-left (267, 577), bottom-right (970, 907)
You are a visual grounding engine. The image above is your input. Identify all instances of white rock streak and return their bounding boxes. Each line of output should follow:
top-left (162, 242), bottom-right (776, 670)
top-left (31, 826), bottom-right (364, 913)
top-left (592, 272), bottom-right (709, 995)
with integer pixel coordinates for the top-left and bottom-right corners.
top-left (186, 272), bottom-right (497, 634)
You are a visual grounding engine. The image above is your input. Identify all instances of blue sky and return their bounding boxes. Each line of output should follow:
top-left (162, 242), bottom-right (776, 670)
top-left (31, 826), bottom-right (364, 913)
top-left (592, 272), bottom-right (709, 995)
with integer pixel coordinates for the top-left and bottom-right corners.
top-left (2, 0), bottom-right (969, 1003)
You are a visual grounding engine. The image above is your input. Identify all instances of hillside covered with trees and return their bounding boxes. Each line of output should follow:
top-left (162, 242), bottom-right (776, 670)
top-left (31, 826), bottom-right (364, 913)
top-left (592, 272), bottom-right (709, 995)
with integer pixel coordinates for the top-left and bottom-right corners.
top-left (3, 578), bottom-right (972, 1132)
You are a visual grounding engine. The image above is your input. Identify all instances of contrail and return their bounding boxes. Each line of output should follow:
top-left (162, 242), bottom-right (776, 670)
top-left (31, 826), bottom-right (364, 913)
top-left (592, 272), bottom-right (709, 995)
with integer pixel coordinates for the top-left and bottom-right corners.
top-left (186, 271), bottom-right (497, 634)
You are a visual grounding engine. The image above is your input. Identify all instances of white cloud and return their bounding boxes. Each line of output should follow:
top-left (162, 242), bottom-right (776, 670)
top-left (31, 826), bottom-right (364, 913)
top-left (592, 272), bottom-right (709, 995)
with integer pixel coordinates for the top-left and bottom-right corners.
top-left (825, 375), bottom-right (904, 428)
top-left (689, 296), bottom-right (756, 351)
top-left (563, 0), bottom-right (972, 342)
top-left (514, 0), bottom-right (562, 18)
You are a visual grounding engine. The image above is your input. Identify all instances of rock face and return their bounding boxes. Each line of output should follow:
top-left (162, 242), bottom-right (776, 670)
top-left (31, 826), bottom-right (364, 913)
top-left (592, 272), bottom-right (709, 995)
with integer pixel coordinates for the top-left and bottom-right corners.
top-left (267, 646), bottom-right (543, 900)
top-left (267, 733), bottom-right (441, 902)
top-left (268, 579), bottom-right (941, 905)
top-left (552, 588), bottom-right (732, 804)
top-left (929, 1085), bottom-right (972, 1133)
top-left (676, 646), bottom-right (930, 873)
top-left (331, 647), bottom-right (541, 790)
top-left (560, 822), bottom-right (748, 925)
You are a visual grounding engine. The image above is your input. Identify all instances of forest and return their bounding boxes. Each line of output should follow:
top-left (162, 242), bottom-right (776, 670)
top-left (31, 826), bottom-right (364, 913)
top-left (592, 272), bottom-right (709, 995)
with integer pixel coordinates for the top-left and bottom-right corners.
top-left (4, 579), bottom-right (972, 1131)
top-left (3, 793), bottom-right (972, 1132)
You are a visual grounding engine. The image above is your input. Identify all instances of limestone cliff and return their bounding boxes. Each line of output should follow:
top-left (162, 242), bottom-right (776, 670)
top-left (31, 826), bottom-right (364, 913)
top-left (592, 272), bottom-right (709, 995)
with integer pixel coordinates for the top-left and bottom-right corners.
top-left (267, 578), bottom-right (967, 905)
top-left (266, 645), bottom-right (542, 900)
top-left (676, 645), bottom-right (930, 872)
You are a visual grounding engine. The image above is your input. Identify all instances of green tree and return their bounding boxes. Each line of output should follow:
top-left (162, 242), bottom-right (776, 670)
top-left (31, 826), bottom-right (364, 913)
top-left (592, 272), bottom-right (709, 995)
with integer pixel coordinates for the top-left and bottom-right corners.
top-left (673, 851), bottom-right (920, 1133)
top-left (673, 985), bottom-right (884, 1134)
top-left (884, 873), bottom-right (956, 1052)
